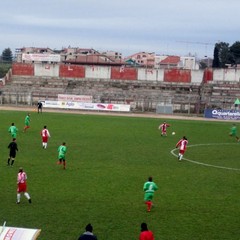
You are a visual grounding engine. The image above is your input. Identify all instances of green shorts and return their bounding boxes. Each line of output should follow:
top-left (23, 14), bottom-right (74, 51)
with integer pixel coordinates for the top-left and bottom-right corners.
top-left (11, 133), bottom-right (17, 138)
top-left (144, 192), bottom-right (154, 201)
top-left (59, 155), bottom-right (66, 161)
top-left (230, 132), bottom-right (237, 137)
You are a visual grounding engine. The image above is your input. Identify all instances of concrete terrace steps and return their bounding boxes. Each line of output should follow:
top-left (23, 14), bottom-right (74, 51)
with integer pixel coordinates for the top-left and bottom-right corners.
top-left (2, 85), bottom-right (65, 94)
top-left (208, 96), bottom-right (236, 104)
top-left (1, 75), bottom-right (239, 111)
top-left (10, 76), bottom-right (68, 87)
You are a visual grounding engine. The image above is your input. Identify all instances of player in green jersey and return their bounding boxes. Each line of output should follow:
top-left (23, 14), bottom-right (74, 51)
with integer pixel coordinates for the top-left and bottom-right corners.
top-left (57, 142), bottom-right (67, 169)
top-left (23, 113), bottom-right (31, 132)
top-left (143, 176), bottom-right (158, 212)
top-left (8, 123), bottom-right (18, 139)
top-left (229, 123), bottom-right (239, 141)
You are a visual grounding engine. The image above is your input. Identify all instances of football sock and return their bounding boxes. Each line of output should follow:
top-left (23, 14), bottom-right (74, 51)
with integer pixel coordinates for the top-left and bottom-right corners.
top-left (11, 160), bottom-right (14, 166)
top-left (24, 192), bottom-right (30, 200)
top-left (7, 158), bottom-right (10, 165)
top-left (147, 201), bottom-right (152, 211)
top-left (17, 193), bottom-right (21, 203)
top-left (63, 161), bottom-right (66, 169)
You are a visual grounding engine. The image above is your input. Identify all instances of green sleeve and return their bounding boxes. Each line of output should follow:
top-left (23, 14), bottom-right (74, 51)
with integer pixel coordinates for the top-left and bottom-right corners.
top-left (143, 183), bottom-right (147, 191)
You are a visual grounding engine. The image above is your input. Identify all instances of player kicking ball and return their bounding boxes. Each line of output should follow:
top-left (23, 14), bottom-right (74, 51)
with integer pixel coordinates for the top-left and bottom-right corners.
top-left (158, 121), bottom-right (170, 137)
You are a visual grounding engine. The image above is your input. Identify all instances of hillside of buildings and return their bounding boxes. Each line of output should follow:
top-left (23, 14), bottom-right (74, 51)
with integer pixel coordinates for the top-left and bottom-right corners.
top-left (0, 47), bottom-right (240, 114)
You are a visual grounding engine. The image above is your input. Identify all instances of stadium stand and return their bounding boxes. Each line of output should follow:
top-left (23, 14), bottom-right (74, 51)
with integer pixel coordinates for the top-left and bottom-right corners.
top-left (1, 63), bottom-right (240, 113)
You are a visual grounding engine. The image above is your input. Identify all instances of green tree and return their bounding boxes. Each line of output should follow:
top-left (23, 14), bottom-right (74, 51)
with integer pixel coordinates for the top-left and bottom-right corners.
top-left (0, 64), bottom-right (11, 78)
top-left (212, 45), bottom-right (220, 68)
top-left (2, 48), bottom-right (13, 62)
top-left (219, 42), bottom-right (230, 68)
top-left (229, 41), bottom-right (240, 64)
top-left (212, 42), bottom-right (230, 68)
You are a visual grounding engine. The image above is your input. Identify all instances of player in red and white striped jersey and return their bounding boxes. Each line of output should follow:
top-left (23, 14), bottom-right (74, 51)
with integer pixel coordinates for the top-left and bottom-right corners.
top-left (17, 167), bottom-right (31, 204)
top-left (175, 136), bottom-right (188, 161)
top-left (158, 121), bottom-right (170, 136)
top-left (41, 125), bottom-right (51, 149)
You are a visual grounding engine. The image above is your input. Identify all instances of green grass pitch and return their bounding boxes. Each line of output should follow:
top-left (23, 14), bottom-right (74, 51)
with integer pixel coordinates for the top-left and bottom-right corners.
top-left (0, 110), bottom-right (240, 240)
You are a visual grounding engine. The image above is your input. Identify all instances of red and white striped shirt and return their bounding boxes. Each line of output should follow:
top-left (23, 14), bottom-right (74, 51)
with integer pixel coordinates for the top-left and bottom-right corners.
top-left (41, 129), bottom-right (50, 138)
top-left (159, 123), bottom-right (170, 133)
top-left (17, 172), bottom-right (27, 184)
top-left (176, 139), bottom-right (188, 151)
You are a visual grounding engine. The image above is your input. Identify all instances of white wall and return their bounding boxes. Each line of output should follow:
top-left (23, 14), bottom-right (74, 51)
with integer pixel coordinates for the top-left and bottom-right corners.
top-left (34, 63), bottom-right (59, 77)
top-left (138, 68), bottom-right (157, 81)
top-left (156, 69), bottom-right (164, 81)
top-left (85, 66), bottom-right (111, 79)
top-left (137, 68), bottom-right (165, 82)
top-left (191, 70), bottom-right (204, 84)
top-left (213, 69), bottom-right (240, 82)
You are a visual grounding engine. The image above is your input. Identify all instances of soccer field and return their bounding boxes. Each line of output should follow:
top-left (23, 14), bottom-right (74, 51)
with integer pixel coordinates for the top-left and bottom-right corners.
top-left (0, 110), bottom-right (240, 240)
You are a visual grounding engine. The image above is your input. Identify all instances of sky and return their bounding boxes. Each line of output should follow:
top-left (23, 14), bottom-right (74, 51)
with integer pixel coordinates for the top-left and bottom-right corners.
top-left (1, 0), bottom-right (240, 59)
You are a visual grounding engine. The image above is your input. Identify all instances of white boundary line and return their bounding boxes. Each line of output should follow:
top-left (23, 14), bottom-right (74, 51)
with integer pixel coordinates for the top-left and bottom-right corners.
top-left (171, 143), bottom-right (240, 171)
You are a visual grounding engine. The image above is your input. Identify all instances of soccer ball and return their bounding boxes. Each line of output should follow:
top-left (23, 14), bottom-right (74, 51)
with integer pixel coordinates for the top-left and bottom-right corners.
top-left (172, 132), bottom-right (175, 135)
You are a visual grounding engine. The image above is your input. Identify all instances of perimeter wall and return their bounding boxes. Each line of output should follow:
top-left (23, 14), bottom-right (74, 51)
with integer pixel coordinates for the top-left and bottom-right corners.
top-left (12, 63), bottom-right (240, 82)
top-left (11, 63), bottom-right (204, 82)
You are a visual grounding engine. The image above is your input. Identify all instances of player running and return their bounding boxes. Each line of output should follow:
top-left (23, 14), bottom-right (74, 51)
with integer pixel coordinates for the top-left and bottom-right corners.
top-left (7, 138), bottom-right (18, 166)
top-left (158, 121), bottom-right (170, 136)
top-left (143, 177), bottom-right (158, 212)
top-left (23, 113), bottom-right (31, 132)
top-left (176, 136), bottom-right (188, 161)
top-left (8, 123), bottom-right (18, 139)
top-left (229, 123), bottom-right (239, 142)
top-left (17, 167), bottom-right (31, 204)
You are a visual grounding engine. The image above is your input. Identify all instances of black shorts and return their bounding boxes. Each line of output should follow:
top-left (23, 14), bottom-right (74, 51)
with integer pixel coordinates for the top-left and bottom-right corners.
top-left (9, 151), bottom-right (16, 158)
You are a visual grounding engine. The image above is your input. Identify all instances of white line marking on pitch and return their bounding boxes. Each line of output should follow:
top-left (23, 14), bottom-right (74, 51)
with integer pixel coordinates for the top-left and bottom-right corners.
top-left (171, 143), bottom-right (240, 171)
